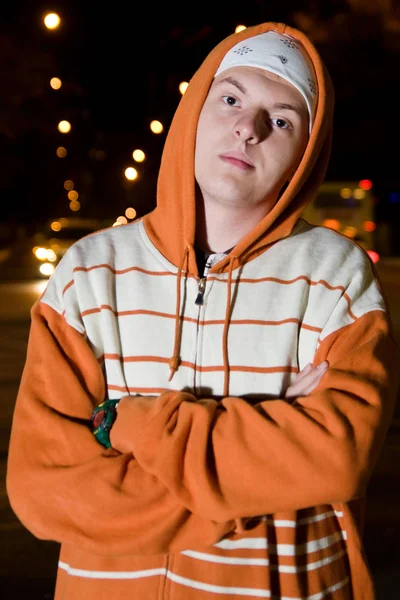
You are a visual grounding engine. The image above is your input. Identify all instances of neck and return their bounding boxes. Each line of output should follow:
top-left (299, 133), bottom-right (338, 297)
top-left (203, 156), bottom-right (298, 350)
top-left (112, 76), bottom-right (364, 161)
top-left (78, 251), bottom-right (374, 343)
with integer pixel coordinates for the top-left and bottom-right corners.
top-left (196, 197), bottom-right (275, 253)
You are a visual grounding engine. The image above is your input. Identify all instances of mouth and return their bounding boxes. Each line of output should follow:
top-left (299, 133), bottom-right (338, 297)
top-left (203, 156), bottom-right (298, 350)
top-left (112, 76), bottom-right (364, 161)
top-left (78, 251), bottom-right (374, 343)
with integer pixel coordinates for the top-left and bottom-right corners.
top-left (219, 152), bottom-right (255, 171)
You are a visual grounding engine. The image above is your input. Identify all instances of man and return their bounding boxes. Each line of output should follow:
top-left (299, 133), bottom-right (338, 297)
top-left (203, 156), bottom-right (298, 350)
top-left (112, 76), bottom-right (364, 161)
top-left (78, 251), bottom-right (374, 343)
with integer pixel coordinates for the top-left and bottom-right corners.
top-left (7, 21), bottom-right (398, 600)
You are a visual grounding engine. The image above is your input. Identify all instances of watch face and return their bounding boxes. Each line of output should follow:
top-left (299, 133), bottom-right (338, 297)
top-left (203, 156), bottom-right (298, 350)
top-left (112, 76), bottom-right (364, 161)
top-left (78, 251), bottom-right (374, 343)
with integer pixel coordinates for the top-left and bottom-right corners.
top-left (92, 409), bottom-right (105, 430)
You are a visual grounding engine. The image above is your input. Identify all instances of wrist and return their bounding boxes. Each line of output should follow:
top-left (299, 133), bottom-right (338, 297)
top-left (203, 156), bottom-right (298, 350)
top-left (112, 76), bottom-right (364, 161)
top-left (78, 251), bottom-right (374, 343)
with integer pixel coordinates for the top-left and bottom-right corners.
top-left (90, 399), bottom-right (120, 448)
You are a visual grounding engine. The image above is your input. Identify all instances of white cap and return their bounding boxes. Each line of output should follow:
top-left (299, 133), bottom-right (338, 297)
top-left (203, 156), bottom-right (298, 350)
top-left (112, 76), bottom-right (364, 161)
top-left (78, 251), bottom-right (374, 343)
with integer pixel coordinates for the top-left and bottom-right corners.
top-left (214, 31), bottom-right (318, 132)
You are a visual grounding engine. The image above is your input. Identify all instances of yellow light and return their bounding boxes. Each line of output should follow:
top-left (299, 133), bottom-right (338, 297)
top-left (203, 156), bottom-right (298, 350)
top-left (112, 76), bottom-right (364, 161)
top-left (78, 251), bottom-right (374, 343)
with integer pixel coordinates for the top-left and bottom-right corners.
top-left (32, 246), bottom-right (39, 255)
top-left (150, 120), bottom-right (163, 134)
top-left (58, 120), bottom-right (71, 133)
top-left (56, 146), bottom-right (67, 158)
top-left (343, 226), bottom-right (357, 238)
top-left (44, 13), bottom-right (61, 30)
top-left (125, 207), bottom-right (137, 219)
top-left (353, 188), bottom-right (366, 200)
top-left (68, 190), bottom-right (79, 201)
top-left (51, 221), bottom-right (62, 232)
top-left (69, 201), bottom-right (81, 211)
top-left (50, 77), bottom-right (62, 90)
top-left (132, 149), bottom-right (145, 162)
top-left (125, 167), bottom-right (138, 180)
top-left (35, 247), bottom-right (48, 260)
top-left (64, 179), bottom-right (74, 190)
top-left (46, 249), bottom-right (57, 262)
top-left (112, 221), bottom-right (121, 227)
top-left (116, 216), bottom-right (128, 225)
top-left (39, 263), bottom-right (55, 276)
top-left (235, 25), bottom-right (247, 33)
top-left (339, 187), bottom-right (352, 199)
top-left (322, 219), bottom-right (340, 231)
top-left (179, 81), bottom-right (189, 95)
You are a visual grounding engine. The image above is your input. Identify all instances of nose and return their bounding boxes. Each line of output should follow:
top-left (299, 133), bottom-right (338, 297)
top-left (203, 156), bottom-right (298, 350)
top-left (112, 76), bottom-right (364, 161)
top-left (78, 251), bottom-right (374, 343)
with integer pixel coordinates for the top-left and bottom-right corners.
top-left (233, 110), bottom-right (267, 144)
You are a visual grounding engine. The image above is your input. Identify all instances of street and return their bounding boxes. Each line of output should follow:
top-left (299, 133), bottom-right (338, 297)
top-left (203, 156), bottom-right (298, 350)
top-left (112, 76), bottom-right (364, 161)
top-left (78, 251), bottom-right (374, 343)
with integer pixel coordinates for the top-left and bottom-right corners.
top-left (0, 260), bottom-right (399, 599)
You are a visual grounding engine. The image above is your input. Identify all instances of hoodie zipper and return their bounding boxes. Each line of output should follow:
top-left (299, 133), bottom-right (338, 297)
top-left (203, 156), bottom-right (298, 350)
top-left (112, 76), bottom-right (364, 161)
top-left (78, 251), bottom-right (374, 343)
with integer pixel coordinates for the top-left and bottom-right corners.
top-left (195, 277), bottom-right (206, 305)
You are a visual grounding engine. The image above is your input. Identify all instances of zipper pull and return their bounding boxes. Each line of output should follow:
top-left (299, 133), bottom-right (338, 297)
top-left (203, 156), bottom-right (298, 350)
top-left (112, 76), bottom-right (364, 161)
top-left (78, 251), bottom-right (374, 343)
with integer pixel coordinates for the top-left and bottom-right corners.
top-left (195, 277), bottom-right (206, 305)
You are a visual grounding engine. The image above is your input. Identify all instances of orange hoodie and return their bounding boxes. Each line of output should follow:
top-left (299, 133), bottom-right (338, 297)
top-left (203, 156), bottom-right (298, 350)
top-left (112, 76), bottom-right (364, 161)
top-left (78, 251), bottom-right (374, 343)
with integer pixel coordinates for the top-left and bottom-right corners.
top-left (6, 21), bottom-right (399, 600)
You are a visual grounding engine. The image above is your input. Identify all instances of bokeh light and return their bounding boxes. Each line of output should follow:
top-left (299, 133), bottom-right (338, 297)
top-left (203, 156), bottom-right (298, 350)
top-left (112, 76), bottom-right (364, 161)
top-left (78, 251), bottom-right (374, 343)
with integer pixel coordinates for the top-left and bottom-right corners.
top-left (125, 207), bottom-right (137, 219)
top-left (67, 190), bottom-right (79, 201)
top-left (50, 77), bottom-right (62, 90)
top-left (179, 81), bottom-right (189, 95)
top-left (235, 25), bottom-right (247, 33)
top-left (150, 120), bottom-right (163, 134)
top-left (58, 120), bottom-right (71, 133)
top-left (69, 201), bottom-right (81, 211)
top-left (132, 149), bottom-right (145, 162)
top-left (64, 180), bottom-right (74, 190)
top-left (44, 13), bottom-right (61, 30)
top-left (56, 146), bottom-right (67, 158)
top-left (124, 167), bottom-right (138, 180)
top-left (50, 221), bottom-right (62, 232)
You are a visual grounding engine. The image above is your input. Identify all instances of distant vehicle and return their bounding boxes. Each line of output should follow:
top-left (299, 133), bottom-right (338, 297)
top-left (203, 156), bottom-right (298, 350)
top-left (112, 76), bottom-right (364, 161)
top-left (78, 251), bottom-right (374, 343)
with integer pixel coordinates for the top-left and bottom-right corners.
top-left (32, 217), bottom-right (104, 278)
top-left (301, 179), bottom-right (380, 263)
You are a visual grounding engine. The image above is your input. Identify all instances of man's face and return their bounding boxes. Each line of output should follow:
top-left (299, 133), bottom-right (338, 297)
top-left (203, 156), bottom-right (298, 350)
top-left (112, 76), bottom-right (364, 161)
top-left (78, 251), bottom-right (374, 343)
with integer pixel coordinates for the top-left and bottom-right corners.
top-left (194, 66), bottom-right (310, 214)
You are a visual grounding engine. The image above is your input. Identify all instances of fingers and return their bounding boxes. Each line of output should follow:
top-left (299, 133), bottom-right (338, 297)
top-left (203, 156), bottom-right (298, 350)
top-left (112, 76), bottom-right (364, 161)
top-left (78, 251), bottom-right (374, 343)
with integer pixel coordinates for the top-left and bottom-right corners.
top-left (285, 361), bottom-right (329, 399)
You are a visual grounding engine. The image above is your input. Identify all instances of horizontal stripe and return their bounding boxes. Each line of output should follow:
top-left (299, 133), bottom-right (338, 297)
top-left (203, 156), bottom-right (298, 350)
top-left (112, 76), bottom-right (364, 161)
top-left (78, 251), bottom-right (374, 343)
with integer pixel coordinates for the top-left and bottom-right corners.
top-left (67, 265), bottom-right (357, 321)
top-left (264, 510), bottom-right (344, 528)
top-left (273, 577), bottom-right (349, 600)
top-left (101, 355), bottom-right (299, 374)
top-left (74, 264), bottom-right (175, 276)
top-left (59, 560), bottom-right (349, 598)
top-left (58, 561), bottom-right (166, 580)
top-left (274, 549), bottom-right (347, 574)
top-left (215, 532), bottom-right (345, 554)
top-left (81, 304), bottom-right (322, 332)
top-left (271, 532), bottom-right (345, 557)
top-left (180, 549), bottom-right (348, 574)
top-left (181, 550), bottom-right (269, 566)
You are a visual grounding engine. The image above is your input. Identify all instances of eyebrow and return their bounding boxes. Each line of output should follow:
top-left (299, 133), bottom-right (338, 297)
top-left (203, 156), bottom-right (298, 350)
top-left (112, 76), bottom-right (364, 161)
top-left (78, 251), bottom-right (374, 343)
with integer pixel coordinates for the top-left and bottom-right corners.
top-left (217, 76), bottom-right (305, 117)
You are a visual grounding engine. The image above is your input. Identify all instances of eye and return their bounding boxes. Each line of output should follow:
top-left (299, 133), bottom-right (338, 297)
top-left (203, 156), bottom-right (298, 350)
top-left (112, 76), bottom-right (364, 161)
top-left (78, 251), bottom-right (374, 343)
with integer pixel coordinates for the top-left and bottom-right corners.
top-left (271, 117), bottom-right (290, 129)
top-left (222, 95), bottom-right (239, 107)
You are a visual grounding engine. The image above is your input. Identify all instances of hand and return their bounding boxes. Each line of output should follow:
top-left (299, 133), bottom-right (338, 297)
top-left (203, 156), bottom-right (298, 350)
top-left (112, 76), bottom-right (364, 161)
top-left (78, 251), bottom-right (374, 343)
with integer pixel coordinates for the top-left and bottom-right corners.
top-left (285, 361), bottom-right (329, 399)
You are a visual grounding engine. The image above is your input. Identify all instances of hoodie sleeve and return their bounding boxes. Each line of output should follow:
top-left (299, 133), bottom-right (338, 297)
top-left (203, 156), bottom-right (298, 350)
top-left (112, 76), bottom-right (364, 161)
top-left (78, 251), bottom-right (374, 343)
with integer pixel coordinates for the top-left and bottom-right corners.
top-left (6, 298), bottom-right (237, 556)
top-left (111, 305), bottom-right (399, 522)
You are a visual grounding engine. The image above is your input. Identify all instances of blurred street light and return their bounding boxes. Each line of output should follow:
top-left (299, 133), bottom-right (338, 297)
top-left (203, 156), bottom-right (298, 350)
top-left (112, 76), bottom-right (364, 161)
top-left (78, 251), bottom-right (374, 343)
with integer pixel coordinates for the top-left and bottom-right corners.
top-left (179, 81), bottom-right (189, 95)
top-left (68, 190), bottom-right (79, 201)
top-left (150, 120), bottom-right (163, 134)
top-left (56, 146), bottom-right (67, 158)
top-left (124, 167), bottom-right (138, 180)
top-left (132, 149), bottom-right (145, 162)
top-left (235, 25), bottom-right (247, 33)
top-left (64, 180), bottom-right (74, 190)
top-left (69, 200), bottom-right (81, 211)
top-left (125, 207), bottom-right (137, 219)
top-left (58, 120), bottom-right (71, 133)
top-left (44, 13), bottom-right (61, 30)
top-left (50, 77), bottom-right (62, 90)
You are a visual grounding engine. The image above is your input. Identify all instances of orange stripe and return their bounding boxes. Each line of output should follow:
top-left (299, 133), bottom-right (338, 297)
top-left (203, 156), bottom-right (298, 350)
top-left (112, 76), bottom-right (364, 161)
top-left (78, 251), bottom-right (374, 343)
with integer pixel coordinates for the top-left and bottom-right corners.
top-left (62, 279), bottom-right (74, 296)
top-left (65, 269), bottom-right (356, 320)
top-left (82, 305), bottom-right (322, 331)
top-left (101, 354), bottom-right (299, 374)
top-left (73, 264), bottom-right (177, 276)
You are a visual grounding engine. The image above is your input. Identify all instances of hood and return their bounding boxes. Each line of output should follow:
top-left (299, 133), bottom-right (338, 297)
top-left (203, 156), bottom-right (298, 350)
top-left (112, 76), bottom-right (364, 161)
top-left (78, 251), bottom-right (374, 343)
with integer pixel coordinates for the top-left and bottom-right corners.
top-left (143, 21), bottom-right (334, 276)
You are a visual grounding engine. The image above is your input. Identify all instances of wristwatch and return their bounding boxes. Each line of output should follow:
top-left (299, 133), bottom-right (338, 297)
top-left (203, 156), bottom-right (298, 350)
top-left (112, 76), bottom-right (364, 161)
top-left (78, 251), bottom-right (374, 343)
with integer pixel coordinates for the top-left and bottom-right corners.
top-left (91, 399), bottom-right (120, 448)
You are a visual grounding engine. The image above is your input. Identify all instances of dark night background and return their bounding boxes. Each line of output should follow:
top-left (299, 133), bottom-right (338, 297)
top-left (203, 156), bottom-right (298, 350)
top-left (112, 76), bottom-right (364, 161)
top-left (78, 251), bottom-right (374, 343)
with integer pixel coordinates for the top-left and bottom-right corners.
top-left (1, 1), bottom-right (399, 250)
